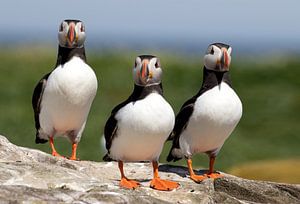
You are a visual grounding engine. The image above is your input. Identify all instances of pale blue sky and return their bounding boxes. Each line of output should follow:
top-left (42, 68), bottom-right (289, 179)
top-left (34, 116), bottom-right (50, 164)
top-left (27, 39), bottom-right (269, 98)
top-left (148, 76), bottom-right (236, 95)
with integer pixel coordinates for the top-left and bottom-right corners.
top-left (1, 0), bottom-right (299, 53)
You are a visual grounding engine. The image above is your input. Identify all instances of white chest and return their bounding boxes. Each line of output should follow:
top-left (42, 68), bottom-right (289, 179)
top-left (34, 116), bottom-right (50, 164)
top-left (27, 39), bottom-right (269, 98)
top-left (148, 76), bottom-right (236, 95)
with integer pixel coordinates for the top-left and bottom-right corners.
top-left (46, 57), bottom-right (98, 106)
top-left (193, 83), bottom-right (242, 126)
top-left (110, 93), bottom-right (175, 161)
top-left (40, 57), bottom-right (98, 133)
top-left (116, 93), bottom-right (175, 135)
top-left (180, 82), bottom-right (242, 155)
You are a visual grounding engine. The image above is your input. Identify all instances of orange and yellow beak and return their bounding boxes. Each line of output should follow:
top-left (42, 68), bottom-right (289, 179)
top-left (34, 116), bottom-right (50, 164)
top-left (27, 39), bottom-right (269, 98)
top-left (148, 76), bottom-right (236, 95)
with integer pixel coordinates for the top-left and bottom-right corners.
top-left (140, 59), bottom-right (149, 80)
top-left (67, 23), bottom-right (76, 46)
top-left (216, 48), bottom-right (230, 71)
top-left (221, 48), bottom-right (230, 70)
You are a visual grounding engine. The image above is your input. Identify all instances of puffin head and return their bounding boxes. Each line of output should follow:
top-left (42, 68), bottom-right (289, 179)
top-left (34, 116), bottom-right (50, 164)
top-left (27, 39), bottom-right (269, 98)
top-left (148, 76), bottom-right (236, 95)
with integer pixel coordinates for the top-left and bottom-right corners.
top-left (133, 55), bottom-right (162, 86)
top-left (204, 43), bottom-right (232, 72)
top-left (58, 19), bottom-right (86, 48)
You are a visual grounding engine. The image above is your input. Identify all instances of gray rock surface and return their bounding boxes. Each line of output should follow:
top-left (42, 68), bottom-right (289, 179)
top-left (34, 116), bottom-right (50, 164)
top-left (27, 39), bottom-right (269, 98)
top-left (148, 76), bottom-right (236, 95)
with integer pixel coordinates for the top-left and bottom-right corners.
top-left (0, 135), bottom-right (299, 203)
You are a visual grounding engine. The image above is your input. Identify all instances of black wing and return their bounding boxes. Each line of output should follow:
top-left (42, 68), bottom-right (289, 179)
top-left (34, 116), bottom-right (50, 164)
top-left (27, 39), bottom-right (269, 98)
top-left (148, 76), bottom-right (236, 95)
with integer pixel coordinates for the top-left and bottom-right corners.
top-left (102, 114), bottom-right (118, 161)
top-left (102, 93), bottom-right (136, 161)
top-left (167, 68), bottom-right (233, 161)
top-left (169, 69), bottom-right (226, 141)
top-left (166, 96), bottom-right (197, 162)
top-left (104, 115), bottom-right (118, 151)
top-left (32, 72), bottom-right (51, 144)
top-left (102, 84), bottom-right (163, 161)
top-left (168, 96), bottom-right (197, 141)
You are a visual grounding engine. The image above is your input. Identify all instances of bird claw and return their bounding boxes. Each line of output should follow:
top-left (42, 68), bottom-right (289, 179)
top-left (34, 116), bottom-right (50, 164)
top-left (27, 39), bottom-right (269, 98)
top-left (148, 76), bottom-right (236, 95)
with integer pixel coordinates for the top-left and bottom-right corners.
top-left (190, 174), bottom-right (207, 183)
top-left (120, 177), bottom-right (140, 190)
top-left (206, 172), bottom-right (223, 179)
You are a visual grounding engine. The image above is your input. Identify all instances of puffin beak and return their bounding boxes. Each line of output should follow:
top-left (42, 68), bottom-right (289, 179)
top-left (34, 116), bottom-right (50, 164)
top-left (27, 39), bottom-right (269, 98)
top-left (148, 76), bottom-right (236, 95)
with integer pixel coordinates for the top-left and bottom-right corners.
top-left (67, 23), bottom-right (76, 45)
top-left (141, 60), bottom-right (149, 80)
top-left (221, 48), bottom-right (230, 70)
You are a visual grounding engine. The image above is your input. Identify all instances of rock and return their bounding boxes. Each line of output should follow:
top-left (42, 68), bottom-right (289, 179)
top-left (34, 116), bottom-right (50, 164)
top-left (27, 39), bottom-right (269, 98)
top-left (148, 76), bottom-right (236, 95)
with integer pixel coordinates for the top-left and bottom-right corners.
top-left (0, 135), bottom-right (299, 204)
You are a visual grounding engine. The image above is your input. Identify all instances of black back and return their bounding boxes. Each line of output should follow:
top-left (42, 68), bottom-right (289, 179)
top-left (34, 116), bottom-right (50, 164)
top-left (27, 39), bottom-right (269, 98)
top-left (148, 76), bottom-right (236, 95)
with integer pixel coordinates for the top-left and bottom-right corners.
top-left (32, 73), bottom-right (51, 143)
top-left (32, 45), bottom-right (86, 144)
top-left (103, 83), bottom-right (163, 161)
top-left (167, 67), bottom-right (232, 162)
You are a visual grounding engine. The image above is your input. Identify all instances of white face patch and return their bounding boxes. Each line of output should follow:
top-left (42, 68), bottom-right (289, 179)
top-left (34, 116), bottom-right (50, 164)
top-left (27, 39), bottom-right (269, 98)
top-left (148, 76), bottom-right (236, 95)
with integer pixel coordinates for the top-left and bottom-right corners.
top-left (204, 45), bottom-right (221, 70)
top-left (227, 47), bottom-right (232, 56)
top-left (133, 56), bottom-right (162, 86)
top-left (58, 22), bottom-right (68, 46)
top-left (203, 44), bottom-right (232, 72)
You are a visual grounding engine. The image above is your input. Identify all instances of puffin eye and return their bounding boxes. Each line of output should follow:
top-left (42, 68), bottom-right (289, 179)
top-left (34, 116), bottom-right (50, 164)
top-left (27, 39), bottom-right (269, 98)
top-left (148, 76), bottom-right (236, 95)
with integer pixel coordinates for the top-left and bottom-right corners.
top-left (155, 60), bottom-right (160, 68)
top-left (80, 24), bottom-right (85, 32)
top-left (59, 23), bottom-right (63, 32)
top-left (210, 47), bottom-right (214, 55)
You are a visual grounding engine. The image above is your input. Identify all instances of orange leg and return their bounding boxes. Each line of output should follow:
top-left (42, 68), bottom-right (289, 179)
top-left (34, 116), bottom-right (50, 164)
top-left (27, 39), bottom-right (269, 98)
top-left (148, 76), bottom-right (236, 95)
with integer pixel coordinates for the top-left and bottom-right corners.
top-left (49, 137), bottom-right (63, 157)
top-left (206, 156), bottom-right (223, 179)
top-left (118, 161), bottom-right (140, 189)
top-left (187, 159), bottom-right (207, 183)
top-left (69, 143), bottom-right (78, 160)
top-left (150, 161), bottom-right (179, 191)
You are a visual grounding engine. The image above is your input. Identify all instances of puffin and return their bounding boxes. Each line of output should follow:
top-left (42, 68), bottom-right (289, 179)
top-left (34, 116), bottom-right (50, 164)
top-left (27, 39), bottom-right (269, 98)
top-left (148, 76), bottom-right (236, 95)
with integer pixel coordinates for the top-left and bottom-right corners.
top-left (32, 19), bottom-right (98, 160)
top-left (103, 55), bottom-right (179, 191)
top-left (167, 43), bottom-right (242, 182)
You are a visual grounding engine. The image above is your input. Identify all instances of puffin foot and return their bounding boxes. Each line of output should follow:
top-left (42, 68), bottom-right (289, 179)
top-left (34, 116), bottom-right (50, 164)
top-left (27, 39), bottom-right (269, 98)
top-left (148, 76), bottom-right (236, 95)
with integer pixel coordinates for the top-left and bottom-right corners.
top-left (189, 174), bottom-right (207, 183)
top-left (150, 177), bottom-right (179, 191)
top-left (120, 177), bottom-right (140, 190)
top-left (206, 172), bottom-right (223, 179)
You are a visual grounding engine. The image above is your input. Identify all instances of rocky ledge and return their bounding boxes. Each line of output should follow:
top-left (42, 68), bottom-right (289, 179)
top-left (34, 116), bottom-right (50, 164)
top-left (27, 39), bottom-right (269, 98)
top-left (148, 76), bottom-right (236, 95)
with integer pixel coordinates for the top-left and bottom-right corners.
top-left (0, 135), bottom-right (299, 204)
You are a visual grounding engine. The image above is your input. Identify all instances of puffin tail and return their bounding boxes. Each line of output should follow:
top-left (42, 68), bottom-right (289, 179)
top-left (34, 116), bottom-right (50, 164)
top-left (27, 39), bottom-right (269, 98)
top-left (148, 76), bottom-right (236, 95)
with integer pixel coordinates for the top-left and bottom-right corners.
top-left (103, 153), bottom-right (114, 162)
top-left (35, 132), bottom-right (48, 144)
top-left (166, 147), bottom-right (183, 162)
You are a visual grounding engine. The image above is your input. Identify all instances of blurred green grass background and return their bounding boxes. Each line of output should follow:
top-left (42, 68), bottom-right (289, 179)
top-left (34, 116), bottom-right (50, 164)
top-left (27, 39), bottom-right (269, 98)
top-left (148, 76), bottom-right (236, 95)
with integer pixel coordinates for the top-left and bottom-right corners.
top-left (0, 47), bottom-right (299, 183)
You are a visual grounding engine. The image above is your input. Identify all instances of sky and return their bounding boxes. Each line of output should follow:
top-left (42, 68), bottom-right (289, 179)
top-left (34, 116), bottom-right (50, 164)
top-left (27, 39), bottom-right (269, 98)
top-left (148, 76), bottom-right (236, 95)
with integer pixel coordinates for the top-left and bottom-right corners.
top-left (1, 0), bottom-right (300, 54)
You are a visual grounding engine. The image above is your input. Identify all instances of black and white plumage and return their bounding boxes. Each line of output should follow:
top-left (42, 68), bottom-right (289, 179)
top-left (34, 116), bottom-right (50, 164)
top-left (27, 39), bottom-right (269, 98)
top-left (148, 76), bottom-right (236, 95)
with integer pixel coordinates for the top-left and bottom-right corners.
top-left (32, 19), bottom-right (98, 160)
top-left (103, 55), bottom-right (179, 191)
top-left (167, 43), bottom-right (242, 182)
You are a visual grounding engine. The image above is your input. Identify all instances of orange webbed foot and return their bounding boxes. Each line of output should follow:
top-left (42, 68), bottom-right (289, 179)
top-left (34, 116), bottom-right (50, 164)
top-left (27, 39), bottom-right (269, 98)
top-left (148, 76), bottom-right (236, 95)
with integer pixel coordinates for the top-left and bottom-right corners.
top-left (120, 177), bottom-right (140, 190)
top-left (206, 172), bottom-right (223, 179)
top-left (150, 177), bottom-right (179, 191)
top-left (190, 174), bottom-right (207, 183)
